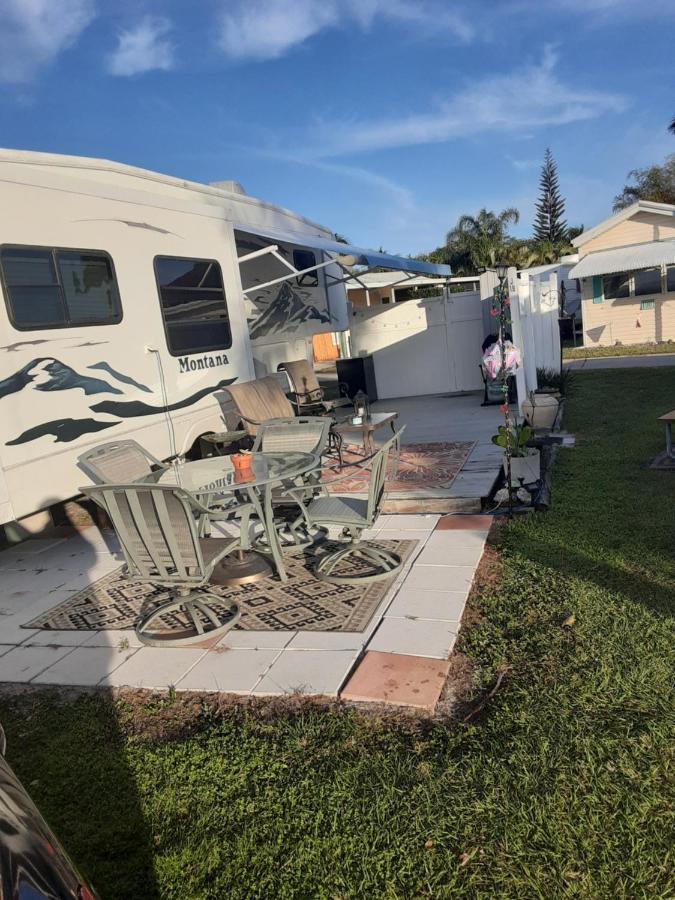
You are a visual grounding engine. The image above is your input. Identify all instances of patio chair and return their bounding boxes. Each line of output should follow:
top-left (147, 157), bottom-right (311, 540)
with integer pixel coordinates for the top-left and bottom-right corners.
top-left (77, 439), bottom-right (239, 538)
top-left (277, 358), bottom-right (351, 415)
top-left (224, 375), bottom-right (295, 437)
top-left (252, 416), bottom-right (332, 548)
top-left (80, 482), bottom-right (241, 647)
top-left (283, 427), bottom-right (406, 584)
top-left (77, 439), bottom-right (167, 484)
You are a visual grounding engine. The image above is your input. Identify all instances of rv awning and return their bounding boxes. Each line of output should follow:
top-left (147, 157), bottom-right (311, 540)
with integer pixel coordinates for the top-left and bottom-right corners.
top-left (568, 240), bottom-right (675, 279)
top-left (234, 223), bottom-right (450, 294)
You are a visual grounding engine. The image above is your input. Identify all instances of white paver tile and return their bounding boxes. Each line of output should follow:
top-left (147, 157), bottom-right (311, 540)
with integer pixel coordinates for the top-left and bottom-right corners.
top-left (415, 542), bottom-right (483, 568)
top-left (0, 645), bottom-right (74, 682)
top-left (385, 587), bottom-right (467, 622)
top-left (287, 631), bottom-right (365, 651)
top-left (217, 630), bottom-right (295, 650)
top-left (81, 630), bottom-right (144, 649)
top-left (385, 514), bottom-right (438, 530)
top-left (33, 646), bottom-right (137, 685)
top-left (100, 647), bottom-right (208, 689)
top-left (424, 530), bottom-right (488, 549)
top-left (177, 648), bottom-right (281, 693)
top-left (402, 565), bottom-right (475, 592)
top-left (367, 618), bottom-right (457, 659)
top-left (253, 649), bottom-right (358, 697)
top-left (23, 630), bottom-right (92, 647)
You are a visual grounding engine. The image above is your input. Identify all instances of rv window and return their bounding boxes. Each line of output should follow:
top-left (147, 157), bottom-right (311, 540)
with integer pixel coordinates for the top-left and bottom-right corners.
top-left (0, 245), bottom-right (122, 330)
top-left (154, 256), bottom-right (232, 356)
top-left (293, 249), bottom-right (319, 287)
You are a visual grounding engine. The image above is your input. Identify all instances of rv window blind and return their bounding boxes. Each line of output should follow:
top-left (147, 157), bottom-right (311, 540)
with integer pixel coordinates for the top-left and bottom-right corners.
top-left (154, 256), bottom-right (232, 356)
top-left (0, 245), bottom-right (122, 330)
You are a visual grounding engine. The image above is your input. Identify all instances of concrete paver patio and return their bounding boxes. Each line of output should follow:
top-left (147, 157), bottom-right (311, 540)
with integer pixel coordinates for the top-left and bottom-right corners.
top-left (0, 513), bottom-right (491, 708)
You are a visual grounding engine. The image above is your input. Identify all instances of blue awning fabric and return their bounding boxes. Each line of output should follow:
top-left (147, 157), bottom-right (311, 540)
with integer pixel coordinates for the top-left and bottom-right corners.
top-left (234, 223), bottom-right (451, 278)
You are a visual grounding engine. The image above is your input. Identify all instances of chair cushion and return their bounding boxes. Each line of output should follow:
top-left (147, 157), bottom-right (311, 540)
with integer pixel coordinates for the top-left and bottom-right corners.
top-left (306, 494), bottom-right (369, 525)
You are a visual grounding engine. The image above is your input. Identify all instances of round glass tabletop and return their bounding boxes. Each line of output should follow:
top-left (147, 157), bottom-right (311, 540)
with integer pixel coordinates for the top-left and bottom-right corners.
top-left (153, 451), bottom-right (317, 497)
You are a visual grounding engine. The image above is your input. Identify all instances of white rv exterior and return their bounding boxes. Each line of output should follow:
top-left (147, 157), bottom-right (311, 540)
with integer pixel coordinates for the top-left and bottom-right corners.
top-left (0, 150), bottom-right (349, 525)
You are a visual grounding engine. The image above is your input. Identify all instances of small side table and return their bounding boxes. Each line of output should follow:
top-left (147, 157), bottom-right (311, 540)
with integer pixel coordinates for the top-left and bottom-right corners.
top-left (332, 411), bottom-right (399, 456)
top-left (199, 430), bottom-right (249, 457)
top-left (658, 410), bottom-right (675, 459)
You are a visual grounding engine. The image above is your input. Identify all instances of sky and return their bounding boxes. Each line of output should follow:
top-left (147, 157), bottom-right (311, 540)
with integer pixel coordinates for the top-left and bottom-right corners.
top-left (0, 0), bottom-right (673, 257)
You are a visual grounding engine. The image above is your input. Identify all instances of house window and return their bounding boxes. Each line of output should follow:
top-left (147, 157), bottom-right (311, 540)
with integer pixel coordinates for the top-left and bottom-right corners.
top-left (0, 245), bottom-right (122, 330)
top-left (640, 299), bottom-right (656, 310)
top-left (154, 256), bottom-right (231, 356)
top-left (666, 266), bottom-right (675, 292)
top-left (602, 272), bottom-right (630, 300)
top-left (293, 249), bottom-right (319, 287)
top-left (634, 267), bottom-right (662, 296)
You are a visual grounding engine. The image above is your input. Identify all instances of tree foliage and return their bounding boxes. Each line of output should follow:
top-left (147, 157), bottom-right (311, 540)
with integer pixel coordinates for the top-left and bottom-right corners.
top-left (442, 207), bottom-right (520, 273)
top-left (613, 154), bottom-right (675, 210)
top-left (533, 148), bottom-right (567, 243)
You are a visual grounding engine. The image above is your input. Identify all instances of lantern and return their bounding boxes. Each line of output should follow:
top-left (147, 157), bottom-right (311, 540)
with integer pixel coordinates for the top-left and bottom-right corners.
top-left (352, 390), bottom-right (369, 423)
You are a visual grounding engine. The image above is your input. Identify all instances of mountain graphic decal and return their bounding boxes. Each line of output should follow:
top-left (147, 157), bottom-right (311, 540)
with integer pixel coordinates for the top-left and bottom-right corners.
top-left (0, 358), bottom-right (123, 400)
top-left (249, 281), bottom-right (330, 340)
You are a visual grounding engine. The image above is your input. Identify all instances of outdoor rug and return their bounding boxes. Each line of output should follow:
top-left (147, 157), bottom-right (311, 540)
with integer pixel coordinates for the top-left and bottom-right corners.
top-left (24, 539), bottom-right (417, 635)
top-left (326, 441), bottom-right (475, 495)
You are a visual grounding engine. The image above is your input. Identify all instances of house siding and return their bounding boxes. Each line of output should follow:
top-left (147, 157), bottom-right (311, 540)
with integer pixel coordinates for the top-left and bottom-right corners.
top-left (581, 212), bottom-right (675, 256)
top-left (580, 279), bottom-right (675, 346)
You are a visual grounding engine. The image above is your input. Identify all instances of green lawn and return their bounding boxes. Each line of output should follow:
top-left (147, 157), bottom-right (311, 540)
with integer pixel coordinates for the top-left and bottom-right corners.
top-left (1, 369), bottom-right (674, 899)
top-left (563, 341), bottom-right (675, 360)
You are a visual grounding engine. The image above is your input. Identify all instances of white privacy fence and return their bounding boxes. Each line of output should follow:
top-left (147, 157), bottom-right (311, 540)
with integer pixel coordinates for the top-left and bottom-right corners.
top-left (347, 271), bottom-right (563, 408)
top-left (349, 291), bottom-right (486, 400)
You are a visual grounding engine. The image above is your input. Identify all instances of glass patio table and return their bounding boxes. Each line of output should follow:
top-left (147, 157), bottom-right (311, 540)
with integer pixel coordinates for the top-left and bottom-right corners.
top-left (153, 451), bottom-right (317, 584)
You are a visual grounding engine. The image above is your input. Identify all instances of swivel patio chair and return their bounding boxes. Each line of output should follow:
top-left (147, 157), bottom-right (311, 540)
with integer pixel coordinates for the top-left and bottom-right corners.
top-left (283, 427), bottom-right (406, 584)
top-left (77, 439), bottom-right (241, 538)
top-left (277, 358), bottom-right (351, 416)
top-left (78, 439), bottom-right (167, 484)
top-left (80, 482), bottom-right (241, 647)
top-left (252, 416), bottom-right (331, 548)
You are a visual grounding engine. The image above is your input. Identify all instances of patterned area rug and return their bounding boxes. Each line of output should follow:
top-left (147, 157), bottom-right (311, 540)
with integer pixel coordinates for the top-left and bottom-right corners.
top-left (24, 539), bottom-right (417, 635)
top-left (326, 441), bottom-right (475, 494)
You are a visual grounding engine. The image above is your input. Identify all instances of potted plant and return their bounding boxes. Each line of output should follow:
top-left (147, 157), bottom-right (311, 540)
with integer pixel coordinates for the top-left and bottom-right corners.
top-left (491, 422), bottom-right (540, 486)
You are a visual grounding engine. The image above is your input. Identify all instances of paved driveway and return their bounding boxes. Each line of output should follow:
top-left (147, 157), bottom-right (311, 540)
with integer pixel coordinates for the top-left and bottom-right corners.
top-left (565, 353), bottom-right (675, 370)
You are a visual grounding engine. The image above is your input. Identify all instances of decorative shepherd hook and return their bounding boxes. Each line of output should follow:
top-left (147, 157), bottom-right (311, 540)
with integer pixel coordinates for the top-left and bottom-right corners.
top-left (494, 268), bottom-right (514, 519)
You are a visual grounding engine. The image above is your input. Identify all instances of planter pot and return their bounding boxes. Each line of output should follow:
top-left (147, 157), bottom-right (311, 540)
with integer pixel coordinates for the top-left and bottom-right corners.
top-left (504, 449), bottom-right (541, 486)
top-left (522, 393), bottom-right (560, 430)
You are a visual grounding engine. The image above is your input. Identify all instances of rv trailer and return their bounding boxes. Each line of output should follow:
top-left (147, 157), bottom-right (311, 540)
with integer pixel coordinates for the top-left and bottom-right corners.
top-left (0, 149), bottom-right (449, 528)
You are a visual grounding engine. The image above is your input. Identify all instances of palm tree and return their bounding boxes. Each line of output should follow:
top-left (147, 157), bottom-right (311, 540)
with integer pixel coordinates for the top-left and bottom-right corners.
top-left (445, 208), bottom-right (520, 273)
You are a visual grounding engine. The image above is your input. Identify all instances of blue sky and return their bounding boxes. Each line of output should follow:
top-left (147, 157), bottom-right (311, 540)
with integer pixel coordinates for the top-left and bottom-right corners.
top-left (0, 0), bottom-right (673, 256)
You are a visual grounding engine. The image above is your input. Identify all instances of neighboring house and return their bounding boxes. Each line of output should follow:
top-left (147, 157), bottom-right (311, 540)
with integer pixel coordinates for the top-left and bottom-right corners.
top-left (569, 201), bottom-right (675, 347)
top-left (347, 272), bottom-right (478, 307)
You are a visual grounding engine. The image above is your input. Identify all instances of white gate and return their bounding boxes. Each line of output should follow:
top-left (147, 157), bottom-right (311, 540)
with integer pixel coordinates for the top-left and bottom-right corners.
top-left (349, 291), bottom-right (485, 400)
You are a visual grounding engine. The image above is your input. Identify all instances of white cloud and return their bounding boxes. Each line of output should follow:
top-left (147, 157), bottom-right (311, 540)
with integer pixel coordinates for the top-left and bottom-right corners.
top-left (0, 0), bottom-right (95, 83)
top-left (107, 16), bottom-right (174, 77)
top-left (218, 0), bottom-right (472, 61)
top-left (306, 47), bottom-right (627, 156)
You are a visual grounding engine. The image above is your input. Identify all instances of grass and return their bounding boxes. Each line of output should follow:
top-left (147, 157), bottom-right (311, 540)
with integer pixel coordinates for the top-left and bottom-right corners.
top-left (563, 341), bottom-right (675, 360)
top-left (1, 368), bottom-right (675, 898)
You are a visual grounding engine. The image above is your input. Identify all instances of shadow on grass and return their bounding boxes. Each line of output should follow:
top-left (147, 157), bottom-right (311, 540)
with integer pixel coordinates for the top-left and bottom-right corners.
top-left (0, 688), bottom-right (159, 900)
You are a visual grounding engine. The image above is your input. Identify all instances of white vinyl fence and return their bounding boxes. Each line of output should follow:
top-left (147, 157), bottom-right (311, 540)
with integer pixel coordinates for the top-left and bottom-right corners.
top-left (349, 291), bottom-right (485, 400)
